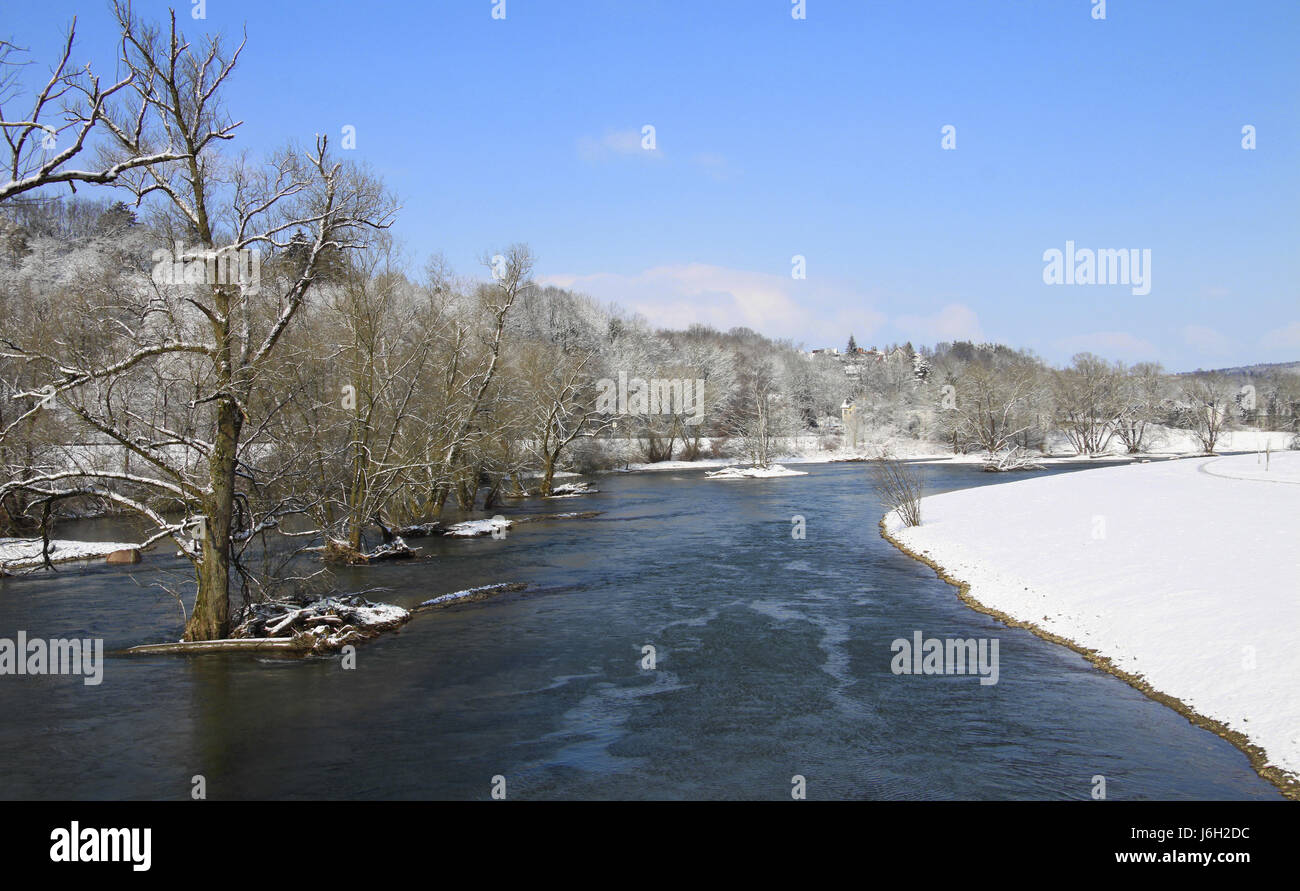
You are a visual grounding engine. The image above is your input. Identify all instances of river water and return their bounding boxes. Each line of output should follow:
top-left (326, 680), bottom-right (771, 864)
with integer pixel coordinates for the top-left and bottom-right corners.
top-left (0, 461), bottom-right (1280, 800)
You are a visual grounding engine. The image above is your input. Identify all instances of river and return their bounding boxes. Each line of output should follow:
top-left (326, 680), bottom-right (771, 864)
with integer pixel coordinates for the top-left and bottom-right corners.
top-left (0, 460), bottom-right (1280, 799)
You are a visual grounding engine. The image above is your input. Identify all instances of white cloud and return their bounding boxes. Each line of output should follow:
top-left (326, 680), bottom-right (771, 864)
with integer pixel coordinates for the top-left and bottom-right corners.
top-left (690, 152), bottom-right (739, 180)
top-left (536, 263), bottom-right (883, 345)
top-left (1055, 330), bottom-right (1159, 361)
top-left (577, 128), bottom-right (662, 162)
top-left (1182, 324), bottom-right (1235, 356)
top-left (893, 303), bottom-right (985, 343)
top-left (1261, 321), bottom-right (1300, 350)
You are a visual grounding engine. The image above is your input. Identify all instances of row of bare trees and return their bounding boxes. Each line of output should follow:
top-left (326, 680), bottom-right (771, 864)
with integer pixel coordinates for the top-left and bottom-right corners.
top-left (921, 346), bottom-right (1291, 461)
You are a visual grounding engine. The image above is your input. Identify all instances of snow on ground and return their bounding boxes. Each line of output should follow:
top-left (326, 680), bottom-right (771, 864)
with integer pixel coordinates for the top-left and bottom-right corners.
top-left (704, 464), bottom-right (809, 479)
top-left (442, 517), bottom-right (513, 537)
top-left (0, 538), bottom-right (141, 571)
top-left (886, 449), bottom-right (1300, 782)
top-left (1200, 449), bottom-right (1300, 485)
top-left (623, 457), bottom-right (736, 472)
top-left (615, 429), bottom-right (1294, 474)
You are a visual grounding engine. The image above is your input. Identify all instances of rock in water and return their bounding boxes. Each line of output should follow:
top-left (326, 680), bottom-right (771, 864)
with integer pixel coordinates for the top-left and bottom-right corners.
top-left (105, 548), bottom-right (142, 565)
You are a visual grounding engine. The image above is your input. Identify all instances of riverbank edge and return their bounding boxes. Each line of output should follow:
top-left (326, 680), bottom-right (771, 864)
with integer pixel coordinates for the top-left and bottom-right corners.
top-left (877, 515), bottom-right (1300, 801)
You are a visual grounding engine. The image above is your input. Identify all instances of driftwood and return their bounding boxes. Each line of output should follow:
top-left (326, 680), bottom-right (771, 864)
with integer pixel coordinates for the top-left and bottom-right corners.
top-left (416, 582), bottom-right (529, 611)
top-left (126, 592), bottom-right (412, 657)
top-left (981, 448), bottom-right (1046, 472)
top-left (323, 536), bottom-right (418, 564)
top-left (392, 522), bottom-right (446, 538)
top-left (233, 592), bottom-right (409, 645)
top-left (126, 638), bottom-right (304, 655)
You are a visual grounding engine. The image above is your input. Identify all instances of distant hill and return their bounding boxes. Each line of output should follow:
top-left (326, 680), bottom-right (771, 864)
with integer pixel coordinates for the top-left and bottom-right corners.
top-left (1177, 360), bottom-right (1300, 377)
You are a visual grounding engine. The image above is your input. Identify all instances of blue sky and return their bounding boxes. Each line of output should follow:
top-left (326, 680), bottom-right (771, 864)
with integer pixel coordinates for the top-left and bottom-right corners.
top-left (4, 0), bottom-right (1297, 370)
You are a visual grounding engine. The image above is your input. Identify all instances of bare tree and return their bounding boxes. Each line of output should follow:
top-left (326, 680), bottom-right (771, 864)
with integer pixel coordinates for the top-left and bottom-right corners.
top-left (726, 355), bottom-right (790, 467)
top-left (0, 8), bottom-right (394, 639)
top-left (514, 343), bottom-right (605, 495)
top-left (945, 356), bottom-right (1044, 456)
top-left (420, 245), bottom-right (530, 514)
top-left (0, 17), bottom-right (192, 202)
top-left (1052, 353), bottom-right (1121, 457)
top-left (283, 239), bottom-right (435, 552)
top-left (1179, 374), bottom-right (1234, 454)
top-left (1114, 361), bottom-right (1166, 454)
top-left (870, 449), bottom-right (924, 527)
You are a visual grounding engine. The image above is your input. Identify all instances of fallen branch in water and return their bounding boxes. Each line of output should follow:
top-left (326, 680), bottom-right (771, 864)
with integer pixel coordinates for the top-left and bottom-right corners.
top-left (322, 536), bottom-right (418, 563)
top-left (415, 582), bottom-right (529, 611)
top-left (125, 638), bottom-right (304, 655)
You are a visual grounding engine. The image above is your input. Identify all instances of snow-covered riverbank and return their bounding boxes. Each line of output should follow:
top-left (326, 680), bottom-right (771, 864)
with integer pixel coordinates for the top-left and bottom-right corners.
top-left (614, 428), bottom-right (1294, 473)
top-left (884, 449), bottom-right (1300, 797)
top-left (0, 538), bottom-right (142, 572)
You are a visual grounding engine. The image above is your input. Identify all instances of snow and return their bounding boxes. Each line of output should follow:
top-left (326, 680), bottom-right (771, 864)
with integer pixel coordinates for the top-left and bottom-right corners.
top-left (704, 464), bottom-right (809, 479)
top-left (1200, 449), bottom-right (1300, 485)
top-left (624, 458), bottom-right (736, 472)
top-left (548, 481), bottom-right (598, 497)
top-left (0, 538), bottom-right (141, 571)
top-left (418, 582), bottom-right (527, 608)
top-left (231, 593), bottom-right (411, 652)
top-left (341, 600), bottom-right (410, 627)
top-left (886, 449), bottom-right (1300, 782)
top-left (442, 517), bottom-right (513, 537)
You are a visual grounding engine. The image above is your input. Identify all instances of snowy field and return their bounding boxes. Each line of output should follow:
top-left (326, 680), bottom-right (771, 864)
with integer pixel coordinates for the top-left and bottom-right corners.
top-left (887, 449), bottom-right (1300, 786)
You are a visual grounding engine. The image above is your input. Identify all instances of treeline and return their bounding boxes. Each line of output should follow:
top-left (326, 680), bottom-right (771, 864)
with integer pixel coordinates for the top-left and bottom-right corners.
top-left (839, 340), bottom-right (1300, 460)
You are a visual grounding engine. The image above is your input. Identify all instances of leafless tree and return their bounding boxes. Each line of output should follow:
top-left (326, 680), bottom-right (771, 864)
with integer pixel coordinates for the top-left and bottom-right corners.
top-left (944, 355), bottom-right (1044, 456)
top-left (726, 355), bottom-right (790, 467)
top-left (0, 15), bottom-right (193, 202)
top-left (1114, 361), bottom-right (1166, 453)
top-left (870, 449), bottom-right (924, 527)
top-left (1179, 374), bottom-right (1234, 455)
top-left (1052, 353), bottom-right (1121, 456)
top-left (418, 245), bottom-right (529, 514)
top-left (0, 8), bottom-right (394, 640)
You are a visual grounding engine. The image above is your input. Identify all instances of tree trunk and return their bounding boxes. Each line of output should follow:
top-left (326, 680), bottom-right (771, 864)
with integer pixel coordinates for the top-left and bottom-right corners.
top-left (183, 399), bottom-right (241, 641)
top-left (539, 457), bottom-right (557, 496)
